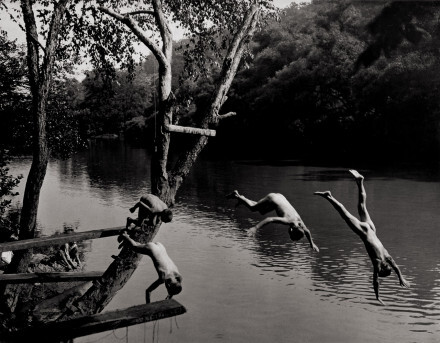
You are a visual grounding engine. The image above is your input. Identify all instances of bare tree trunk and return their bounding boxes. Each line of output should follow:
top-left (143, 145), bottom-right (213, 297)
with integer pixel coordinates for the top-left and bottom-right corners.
top-left (98, 0), bottom-right (174, 203)
top-left (40, 0), bottom-right (176, 322)
top-left (54, 226), bottom-right (160, 321)
top-left (150, 0), bottom-right (174, 202)
top-left (22, 0), bottom-right (261, 325)
top-left (151, 63), bottom-right (174, 202)
top-left (1, 0), bottom-right (70, 313)
top-left (167, 3), bottom-right (260, 204)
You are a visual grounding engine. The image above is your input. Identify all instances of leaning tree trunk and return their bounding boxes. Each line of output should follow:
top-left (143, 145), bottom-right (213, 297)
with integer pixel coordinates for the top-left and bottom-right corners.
top-left (35, 0), bottom-right (176, 323)
top-left (52, 225), bottom-right (161, 321)
top-left (166, 3), bottom-right (260, 204)
top-left (23, 0), bottom-right (261, 325)
top-left (0, 0), bottom-right (70, 314)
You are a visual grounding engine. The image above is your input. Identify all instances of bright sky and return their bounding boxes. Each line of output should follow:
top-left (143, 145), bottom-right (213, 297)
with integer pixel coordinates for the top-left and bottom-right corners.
top-left (0, 0), bottom-right (309, 77)
top-left (0, 0), bottom-right (308, 43)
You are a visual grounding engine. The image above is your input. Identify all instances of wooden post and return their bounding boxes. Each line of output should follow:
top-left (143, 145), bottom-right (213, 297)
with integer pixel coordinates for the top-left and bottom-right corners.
top-left (0, 271), bottom-right (103, 284)
top-left (7, 299), bottom-right (187, 341)
top-left (164, 124), bottom-right (216, 137)
top-left (0, 226), bottom-right (125, 252)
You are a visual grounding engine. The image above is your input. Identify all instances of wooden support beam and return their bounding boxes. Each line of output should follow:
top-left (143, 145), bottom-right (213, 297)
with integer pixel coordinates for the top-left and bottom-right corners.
top-left (8, 299), bottom-right (187, 341)
top-left (165, 124), bottom-right (216, 137)
top-left (0, 226), bottom-right (125, 252)
top-left (217, 111), bottom-right (236, 120)
top-left (0, 271), bottom-right (103, 284)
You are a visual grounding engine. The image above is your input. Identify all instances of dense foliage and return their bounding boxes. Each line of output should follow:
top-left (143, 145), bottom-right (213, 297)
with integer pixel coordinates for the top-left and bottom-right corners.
top-left (0, 31), bottom-right (24, 228)
top-left (3, 0), bottom-right (440, 164)
top-left (0, 149), bottom-right (22, 230)
top-left (48, 0), bottom-right (440, 163)
top-left (0, 29), bottom-right (86, 158)
top-left (210, 0), bottom-right (440, 161)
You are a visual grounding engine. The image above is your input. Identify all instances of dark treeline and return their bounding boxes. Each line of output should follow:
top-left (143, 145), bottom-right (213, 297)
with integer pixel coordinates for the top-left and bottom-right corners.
top-left (2, 0), bottom-right (440, 162)
top-left (214, 1), bottom-right (440, 162)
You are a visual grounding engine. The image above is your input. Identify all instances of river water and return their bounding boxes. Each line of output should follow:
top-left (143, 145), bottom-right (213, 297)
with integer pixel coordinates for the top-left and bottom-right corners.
top-left (8, 141), bottom-right (440, 342)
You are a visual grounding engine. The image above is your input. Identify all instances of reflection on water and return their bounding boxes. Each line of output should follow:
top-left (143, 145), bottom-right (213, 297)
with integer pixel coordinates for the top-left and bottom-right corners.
top-left (8, 142), bottom-right (440, 342)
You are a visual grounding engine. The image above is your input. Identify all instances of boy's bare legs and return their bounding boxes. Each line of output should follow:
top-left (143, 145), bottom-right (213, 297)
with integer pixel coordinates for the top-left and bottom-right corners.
top-left (226, 190), bottom-right (258, 210)
top-left (349, 170), bottom-right (376, 230)
top-left (314, 191), bottom-right (365, 236)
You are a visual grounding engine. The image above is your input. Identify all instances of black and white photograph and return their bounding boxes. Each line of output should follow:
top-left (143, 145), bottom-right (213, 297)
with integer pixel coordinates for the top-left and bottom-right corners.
top-left (0, 0), bottom-right (439, 342)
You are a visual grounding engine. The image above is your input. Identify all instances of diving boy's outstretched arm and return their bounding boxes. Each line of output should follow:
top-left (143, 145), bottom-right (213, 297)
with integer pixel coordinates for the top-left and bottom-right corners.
top-left (373, 269), bottom-right (386, 306)
top-left (247, 217), bottom-right (290, 236)
top-left (145, 278), bottom-right (163, 303)
top-left (303, 226), bottom-right (319, 252)
top-left (386, 256), bottom-right (410, 288)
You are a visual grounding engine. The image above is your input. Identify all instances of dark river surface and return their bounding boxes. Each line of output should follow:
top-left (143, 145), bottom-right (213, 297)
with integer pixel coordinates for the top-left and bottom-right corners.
top-left (8, 141), bottom-right (440, 342)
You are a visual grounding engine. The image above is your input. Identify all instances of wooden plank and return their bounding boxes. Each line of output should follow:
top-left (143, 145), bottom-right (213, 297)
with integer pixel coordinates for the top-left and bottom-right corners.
top-left (0, 226), bottom-right (125, 252)
top-left (165, 124), bottom-right (216, 137)
top-left (0, 271), bottom-right (103, 284)
top-left (9, 299), bottom-right (187, 341)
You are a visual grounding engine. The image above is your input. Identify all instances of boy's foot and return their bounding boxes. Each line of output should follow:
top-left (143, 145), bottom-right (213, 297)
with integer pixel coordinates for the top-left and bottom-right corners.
top-left (226, 190), bottom-right (239, 199)
top-left (349, 169), bottom-right (364, 181)
top-left (314, 191), bottom-right (332, 198)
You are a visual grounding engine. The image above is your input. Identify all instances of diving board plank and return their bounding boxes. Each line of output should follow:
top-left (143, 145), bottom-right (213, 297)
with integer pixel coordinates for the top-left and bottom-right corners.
top-left (165, 124), bottom-right (216, 137)
top-left (0, 271), bottom-right (103, 284)
top-left (10, 299), bottom-right (186, 341)
top-left (0, 226), bottom-right (125, 252)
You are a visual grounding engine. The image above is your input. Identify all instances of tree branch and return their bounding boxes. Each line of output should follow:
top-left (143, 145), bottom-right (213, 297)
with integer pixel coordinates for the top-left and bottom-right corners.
top-left (122, 10), bottom-right (155, 16)
top-left (41, 0), bottom-right (70, 85)
top-left (209, 2), bottom-right (259, 114)
top-left (217, 112), bottom-right (236, 120)
top-left (98, 6), bottom-right (168, 68)
top-left (151, 0), bottom-right (172, 55)
top-left (0, 2), bottom-right (46, 53)
top-left (169, 2), bottom-right (260, 191)
top-left (212, 112), bottom-right (237, 124)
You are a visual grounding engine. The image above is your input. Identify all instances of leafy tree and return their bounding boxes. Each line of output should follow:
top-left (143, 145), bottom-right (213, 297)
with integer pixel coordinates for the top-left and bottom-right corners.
top-left (215, 0), bottom-right (440, 161)
top-left (0, 30), bottom-right (27, 110)
top-left (80, 68), bottom-right (152, 137)
top-left (0, 0), bottom-right (277, 329)
top-left (0, 149), bottom-right (22, 230)
top-left (354, 1), bottom-right (440, 159)
top-left (0, 30), bottom-right (28, 149)
top-left (0, 0), bottom-right (75, 313)
top-left (356, 1), bottom-right (438, 69)
top-left (0, 32), bottom-right (24, 234)
top-left (42, 0), bottom-right (276, 322)
top-left (220, 1), bottom-right (372, 159)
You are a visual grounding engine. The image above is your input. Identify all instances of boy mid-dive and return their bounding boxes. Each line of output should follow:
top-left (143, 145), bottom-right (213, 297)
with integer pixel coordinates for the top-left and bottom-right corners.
top-left (314, 169), bottom-right (410, 305)
top-left (227, 191), bottom-right (319, 252)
